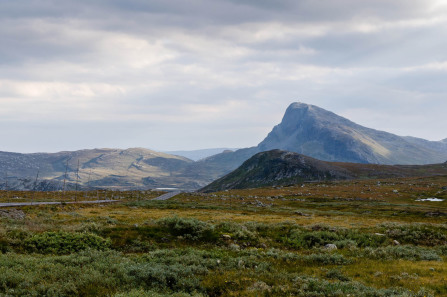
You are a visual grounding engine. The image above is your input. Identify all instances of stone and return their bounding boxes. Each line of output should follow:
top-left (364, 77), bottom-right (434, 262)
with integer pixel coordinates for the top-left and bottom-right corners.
top-left (393, 240), bottom-right (400, 245)
top-left (324, 244), bottom-right (338, 250)
top-left (222, 234), bottom-right (232, 240)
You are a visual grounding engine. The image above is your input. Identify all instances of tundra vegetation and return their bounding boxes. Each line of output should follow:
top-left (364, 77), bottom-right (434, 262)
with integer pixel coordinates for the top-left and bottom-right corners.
top-left (0, 176), bottom-right (446, 296)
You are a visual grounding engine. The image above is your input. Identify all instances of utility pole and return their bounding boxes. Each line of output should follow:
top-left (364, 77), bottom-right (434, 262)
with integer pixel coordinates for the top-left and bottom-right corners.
top-left (75, 160), bottom-right (80, 202)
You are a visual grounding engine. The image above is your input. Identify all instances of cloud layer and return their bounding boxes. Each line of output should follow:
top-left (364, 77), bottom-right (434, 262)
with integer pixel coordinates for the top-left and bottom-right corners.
top-left (1, 0), bottom-right (446, 152)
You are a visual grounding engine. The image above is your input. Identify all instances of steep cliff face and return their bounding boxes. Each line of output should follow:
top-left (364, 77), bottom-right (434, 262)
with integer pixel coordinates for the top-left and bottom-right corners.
top-left (258, 102), bottom-right (447, 165)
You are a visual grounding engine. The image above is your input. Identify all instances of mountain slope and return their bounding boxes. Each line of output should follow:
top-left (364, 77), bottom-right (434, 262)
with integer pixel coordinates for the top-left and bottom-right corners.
top-left (195, 103), bottom-right (447, 181)
top-left (164, 148), bottom-right (239, 161)
top-left (200, 150), bottom-right (447, 192)
top-left (200, 150), bottom-right (353, 192)
top-left (258, 102), bottom-right (447, 165)
top-left (0, 148), bottom-right (201, 190)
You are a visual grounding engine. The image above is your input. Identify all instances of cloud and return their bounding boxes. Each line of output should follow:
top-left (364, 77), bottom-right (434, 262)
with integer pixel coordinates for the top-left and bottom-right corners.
top-left (0, 0), bottom-right (446, 152)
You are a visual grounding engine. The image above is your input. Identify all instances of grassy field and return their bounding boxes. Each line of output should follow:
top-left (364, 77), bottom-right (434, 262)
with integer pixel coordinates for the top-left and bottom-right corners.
top-left (0, 176), bottom-right (446, 296)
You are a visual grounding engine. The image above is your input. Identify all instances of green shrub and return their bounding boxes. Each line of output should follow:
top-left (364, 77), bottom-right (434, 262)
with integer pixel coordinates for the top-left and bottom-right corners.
top-left (325, 269), bottom-right (351, 282)
top-left (24, 231), bottom-right (111, 254)
top-left (301, 253), bottom-right (351, 265)
top-left (288, 230), bottom-right (340, 248)
top-left (381, 223), bottom-right (447, 246)
top-left (360, 245), bottom-right (441, 261)
top-left (216, 222), bottom-right (258, 241)
top-left (156, 217), bottom-right (216, 241)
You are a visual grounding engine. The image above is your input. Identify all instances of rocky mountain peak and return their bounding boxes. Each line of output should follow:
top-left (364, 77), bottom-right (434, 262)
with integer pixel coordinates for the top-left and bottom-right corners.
top-left (257, 102), bottom-right (447, 165)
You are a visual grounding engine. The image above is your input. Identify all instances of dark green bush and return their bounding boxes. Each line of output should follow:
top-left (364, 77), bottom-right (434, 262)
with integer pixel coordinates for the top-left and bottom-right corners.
top-left (24, 231), bottom-right (111, 254)
top-left (301, 253), bottom-right (351, 265)
top-left (156, 217), bottom-right (216, 241)
top-left (288, 230), bottom-right (340, 248)
top-left (382, 223), bottom-right (447, 246)
top-left (325, 269), bottom-right (351, 281)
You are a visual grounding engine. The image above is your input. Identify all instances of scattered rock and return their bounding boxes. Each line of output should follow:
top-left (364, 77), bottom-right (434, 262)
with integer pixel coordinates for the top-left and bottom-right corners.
top-left (374, 233), bottom-right (385, 236)
top-left (393, 190), bottom-right (399, 193)
top-left (393, 240), bottom-right (400, 246)
top-left (324, 244), bottom-right (338, 250)
top-left (429, 267), bottom-right (435, 271)
top-left (222, 234), bottom-right (232, 240)
top-left (248, 281), bottom-right (271, 292)
top-left (294, 211), bottom-right (311, 217)
top-left (0, 209), bottom-right (26, 220)
top-left (229, 243), bottom-right (240, 251)
top-left (425, 211), bottom-right (446, 217)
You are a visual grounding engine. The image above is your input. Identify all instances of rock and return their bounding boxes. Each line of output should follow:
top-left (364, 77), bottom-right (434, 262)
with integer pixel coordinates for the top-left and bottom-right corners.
top-left (0, 209), bottom-right (26, 220)
top-left (374, 233), bottom-right (385, 236)
top-left (324, 244), bottom-right (338, 250)
top-left (248, 281), bottom-right (271, 292)
top-left (222, 234), bottom-right (232, 240)
top-left (294, 211), bottom-right (311, 217)
top-left (393, 190), bottom-right (399, 193)
top-left (429, 267), bottom-right (435, 271)
top-left (393, 240), bottom-right (400, 245)
top-left (229, 243), bottom-right (240, 251)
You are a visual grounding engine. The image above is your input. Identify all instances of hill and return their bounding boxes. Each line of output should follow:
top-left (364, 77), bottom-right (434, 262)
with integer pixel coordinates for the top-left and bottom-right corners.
top-left (0, 148), bottom-right (202, 190)
top-left (200, 149), bottom-right (447, 192)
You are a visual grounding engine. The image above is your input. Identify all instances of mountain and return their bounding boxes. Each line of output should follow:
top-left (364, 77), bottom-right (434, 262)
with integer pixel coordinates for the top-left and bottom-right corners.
top-left (258, 102), bottom-right (447, 164)
top-left (200, 150), bottom-right (352, 192)
top-left (195, 103), bottom-right (447, 180)
top-left (200, 149), bottom-right (447, 192)
top-left (2, 102), bottom-right (446, 191)
top-left (164, 148), bottom-right (239, 161)
top-left (0, 148), bottom-right (202, 190)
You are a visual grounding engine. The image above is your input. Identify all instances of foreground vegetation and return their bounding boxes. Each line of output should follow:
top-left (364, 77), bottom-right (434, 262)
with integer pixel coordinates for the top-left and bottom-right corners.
top-left (0, 176), bottom-right (446, 296)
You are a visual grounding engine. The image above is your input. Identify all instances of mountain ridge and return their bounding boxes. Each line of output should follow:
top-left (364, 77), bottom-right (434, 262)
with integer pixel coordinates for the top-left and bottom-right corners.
top-left (200, 149), bottom-right (447, 192)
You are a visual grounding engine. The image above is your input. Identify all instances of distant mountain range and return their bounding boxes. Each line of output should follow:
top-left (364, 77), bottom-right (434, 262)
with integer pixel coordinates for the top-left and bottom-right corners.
top-left (0, 148), bottom-right (202, 190)
top-left (1, 102), bottom-right (446, 190)
top-left (200, 149), bottom-right (447, 192)
top-left (164, 148), bottom-right (239, 161)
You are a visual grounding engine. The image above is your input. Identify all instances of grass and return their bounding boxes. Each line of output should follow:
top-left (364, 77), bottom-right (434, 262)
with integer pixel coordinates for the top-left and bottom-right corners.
top-left (0, 175), bottom-right (446, 296)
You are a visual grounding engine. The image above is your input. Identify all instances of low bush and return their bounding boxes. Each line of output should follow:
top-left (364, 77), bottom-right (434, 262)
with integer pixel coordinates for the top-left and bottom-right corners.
top-left (301, 253), bottom-right (351, 265)
top-left (381, 223), bottom-right (447, 246)
top-left (156, 217), bottom-right (216, 241)
top-left (360, 245), bottom-right (441, 261)
top-left (24, 231), bottom-right (111, 254)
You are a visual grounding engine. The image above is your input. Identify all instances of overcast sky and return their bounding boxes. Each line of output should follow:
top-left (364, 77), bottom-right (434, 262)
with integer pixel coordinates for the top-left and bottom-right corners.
top-left (1, 0), bottom-right (447, 153)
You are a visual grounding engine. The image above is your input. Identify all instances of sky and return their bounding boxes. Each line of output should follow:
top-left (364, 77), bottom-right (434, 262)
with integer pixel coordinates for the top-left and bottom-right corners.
top-left (1, 0), bottom-right (447, 153)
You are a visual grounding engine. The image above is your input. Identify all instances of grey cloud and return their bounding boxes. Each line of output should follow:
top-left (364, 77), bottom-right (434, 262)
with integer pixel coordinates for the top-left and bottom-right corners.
top-left (0, 0), bottom-right (446, 152)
